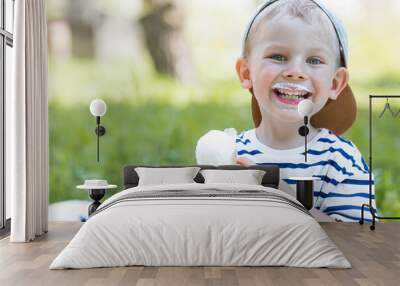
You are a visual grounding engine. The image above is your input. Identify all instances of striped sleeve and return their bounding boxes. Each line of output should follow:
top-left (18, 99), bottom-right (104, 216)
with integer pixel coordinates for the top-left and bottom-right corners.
top-left (316, 143), bottom-right (377, 222)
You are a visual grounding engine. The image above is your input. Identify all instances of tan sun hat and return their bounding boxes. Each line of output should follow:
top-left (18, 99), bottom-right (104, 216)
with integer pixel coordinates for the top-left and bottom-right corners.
top-left (243, 0), bottom-right (356, 135)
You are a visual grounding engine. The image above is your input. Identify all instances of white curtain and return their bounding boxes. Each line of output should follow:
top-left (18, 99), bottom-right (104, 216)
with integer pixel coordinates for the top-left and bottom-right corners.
top-left (6, 0), bottom-right (49, 242)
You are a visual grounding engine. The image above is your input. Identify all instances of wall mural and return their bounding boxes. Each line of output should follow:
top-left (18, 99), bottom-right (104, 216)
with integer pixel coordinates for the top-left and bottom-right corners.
top-left (47, 0), bottom-right (400, 221)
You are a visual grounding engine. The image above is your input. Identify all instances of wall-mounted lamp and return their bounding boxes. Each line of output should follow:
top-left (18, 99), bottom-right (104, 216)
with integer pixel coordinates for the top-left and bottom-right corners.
top-left (89, 99), bottom-right (107, 162)
top-left (298, 99), bottom-right (314, 162)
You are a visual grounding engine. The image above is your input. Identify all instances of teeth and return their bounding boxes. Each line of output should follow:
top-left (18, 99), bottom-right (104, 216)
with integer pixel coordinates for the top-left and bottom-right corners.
top-left (272, 82), bottom-right (312, 94)
top-left (276, 89), bottom-right (307, 99)
top-left (279, 89), bottom-right (307, 96)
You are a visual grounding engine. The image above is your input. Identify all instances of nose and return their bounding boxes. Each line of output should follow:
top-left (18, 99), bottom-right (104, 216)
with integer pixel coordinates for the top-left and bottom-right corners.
top-left (282, 60), bottom-right (308, 80)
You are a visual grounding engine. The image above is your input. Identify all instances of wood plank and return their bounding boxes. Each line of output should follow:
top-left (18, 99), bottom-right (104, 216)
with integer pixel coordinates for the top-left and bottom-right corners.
top-left (0, 222), bottom-right (399, 286)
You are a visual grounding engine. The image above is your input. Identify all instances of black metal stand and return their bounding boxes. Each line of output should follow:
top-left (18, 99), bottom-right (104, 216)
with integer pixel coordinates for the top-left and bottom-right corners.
top-left (88, 189), bottom-right (105, 216)
top-left (304, 116), bottom-right (308, 162)
top-left (94, 116), bottom-right (106, 163)
top-left (360, 95), bottom-right (400, 230)
top-left (298, 116), bottom-right (310, 162)
top-left (296, 180), bottom-right (314, 210)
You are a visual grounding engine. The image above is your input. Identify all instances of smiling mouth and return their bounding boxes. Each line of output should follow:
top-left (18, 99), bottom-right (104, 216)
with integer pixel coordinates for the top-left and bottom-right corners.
top-left (272, 88), bottom-right (312, 105)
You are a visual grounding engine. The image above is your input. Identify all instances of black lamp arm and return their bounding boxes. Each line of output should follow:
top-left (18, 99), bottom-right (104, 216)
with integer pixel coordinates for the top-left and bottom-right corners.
top-left (94, 116), bottom-right (106, 136)
top-left (94, 116), bottom-right (106, 162)
top-left (298, 116), bottom-right (309, 162)
top-left (304, 116), bottom-right (308, 162)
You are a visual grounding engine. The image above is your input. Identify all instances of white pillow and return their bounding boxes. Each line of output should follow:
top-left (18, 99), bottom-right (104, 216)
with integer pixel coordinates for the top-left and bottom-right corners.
top-left (200, 169), bottom-right (266, 185)
top-left (135, 167), bottom-right (200, 186)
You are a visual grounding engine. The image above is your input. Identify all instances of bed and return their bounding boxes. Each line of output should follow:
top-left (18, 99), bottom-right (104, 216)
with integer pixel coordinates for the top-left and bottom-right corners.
top-left (49, 165), bottom-right (350, 269)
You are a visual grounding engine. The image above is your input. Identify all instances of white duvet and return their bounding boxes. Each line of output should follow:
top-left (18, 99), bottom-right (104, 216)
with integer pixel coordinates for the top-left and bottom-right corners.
top-left (50, 183), bottom-right (351, 269)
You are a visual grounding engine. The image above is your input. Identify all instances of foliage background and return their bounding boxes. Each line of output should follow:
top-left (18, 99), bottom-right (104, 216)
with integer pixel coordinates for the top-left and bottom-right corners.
top-left (48, 0), bottom-right (400, 217)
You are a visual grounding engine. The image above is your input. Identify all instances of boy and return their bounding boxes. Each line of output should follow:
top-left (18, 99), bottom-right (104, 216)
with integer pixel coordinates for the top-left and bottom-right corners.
top-left (233, 0), bottom-right (375, 222)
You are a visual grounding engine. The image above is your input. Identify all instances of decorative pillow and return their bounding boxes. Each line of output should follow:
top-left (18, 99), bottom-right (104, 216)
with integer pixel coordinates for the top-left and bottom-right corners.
top-left (135, 167), bottom-right (201, 186)
top-left (200, 169), bottom-right (266, 185)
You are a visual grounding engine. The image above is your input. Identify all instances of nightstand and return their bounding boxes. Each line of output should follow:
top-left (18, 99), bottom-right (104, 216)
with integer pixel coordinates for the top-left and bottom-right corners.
top-left (288, 176), bottom-right (320, 210)
top-left (77, 180), bottom-right (117, 216)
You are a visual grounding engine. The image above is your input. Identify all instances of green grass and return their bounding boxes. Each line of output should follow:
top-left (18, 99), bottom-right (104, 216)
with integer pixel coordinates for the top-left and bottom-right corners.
top-left (49, 95), bottom-right (252, 202)
top-left (48, 59), bottom-right (252, 203)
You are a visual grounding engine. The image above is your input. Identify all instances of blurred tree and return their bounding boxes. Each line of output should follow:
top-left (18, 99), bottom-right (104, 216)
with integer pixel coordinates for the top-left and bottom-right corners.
top-left (65, 0), bottom-right (103, 58)
top-left (140, 0), bottom-right (193, 82)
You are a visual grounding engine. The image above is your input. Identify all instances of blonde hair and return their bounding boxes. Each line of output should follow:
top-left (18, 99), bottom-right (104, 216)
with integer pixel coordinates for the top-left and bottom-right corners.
top-left (243, 0), bottom-right (341, 67)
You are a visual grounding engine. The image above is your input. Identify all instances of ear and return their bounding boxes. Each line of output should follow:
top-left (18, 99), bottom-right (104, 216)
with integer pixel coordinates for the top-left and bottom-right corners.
top-left (235, 57), bottom-right (253, 89)
top-left (329, 67), bottom-right (349, 100)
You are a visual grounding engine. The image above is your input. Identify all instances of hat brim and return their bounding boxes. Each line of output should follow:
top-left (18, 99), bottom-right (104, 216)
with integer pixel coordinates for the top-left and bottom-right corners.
top-left (251, 84), bottom-right (357, 135)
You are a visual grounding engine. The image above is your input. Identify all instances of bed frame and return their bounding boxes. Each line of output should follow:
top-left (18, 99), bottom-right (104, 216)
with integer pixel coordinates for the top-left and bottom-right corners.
top-left (123, 165), bottom-right (280, 189)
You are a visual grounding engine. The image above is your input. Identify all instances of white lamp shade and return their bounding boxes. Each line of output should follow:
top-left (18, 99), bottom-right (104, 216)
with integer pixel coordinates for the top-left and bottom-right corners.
top-left (90, 99), bottom-right (107, 117)
top-left (298, 99), bottom-right (314, 117)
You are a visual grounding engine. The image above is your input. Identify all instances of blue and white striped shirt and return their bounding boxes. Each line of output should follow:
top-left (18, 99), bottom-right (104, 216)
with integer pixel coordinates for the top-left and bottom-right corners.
top-left (237, 128), bottom-right (376, 222)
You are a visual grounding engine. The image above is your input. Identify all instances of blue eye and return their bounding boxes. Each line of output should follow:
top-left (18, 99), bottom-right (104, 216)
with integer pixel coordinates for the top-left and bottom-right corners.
top-left (269, 54), bottom-right (286, 61)
top-left (307, 57), bottom-right (323, 65)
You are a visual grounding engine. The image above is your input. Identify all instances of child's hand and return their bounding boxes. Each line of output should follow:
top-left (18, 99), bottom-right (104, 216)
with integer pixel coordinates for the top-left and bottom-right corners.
top-left (236, 157), bottom-right (255, 166)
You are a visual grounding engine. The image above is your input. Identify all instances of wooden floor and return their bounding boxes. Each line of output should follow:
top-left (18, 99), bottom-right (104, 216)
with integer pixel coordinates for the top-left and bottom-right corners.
top-left (0, 222), bottom-right (399, 286)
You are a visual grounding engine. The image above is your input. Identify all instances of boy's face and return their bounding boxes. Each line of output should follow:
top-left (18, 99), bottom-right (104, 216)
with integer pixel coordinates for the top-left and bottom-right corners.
top-left (236, 16), bottom-right (348, 123)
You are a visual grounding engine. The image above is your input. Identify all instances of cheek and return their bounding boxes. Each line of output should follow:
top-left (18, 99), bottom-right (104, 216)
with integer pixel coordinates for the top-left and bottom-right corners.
top-left (311, 69), bottom-right (335, 90)
top-left (252, 63), bottom-right (280, 87)
top-left (251, 64), bottom-right (282, 106)
top-left (309, 70), bottom-right (333, 94)
top-left (311, 73), bottom-right (334, 113)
